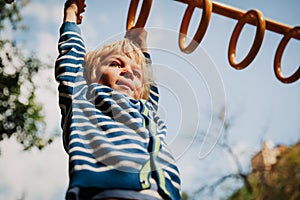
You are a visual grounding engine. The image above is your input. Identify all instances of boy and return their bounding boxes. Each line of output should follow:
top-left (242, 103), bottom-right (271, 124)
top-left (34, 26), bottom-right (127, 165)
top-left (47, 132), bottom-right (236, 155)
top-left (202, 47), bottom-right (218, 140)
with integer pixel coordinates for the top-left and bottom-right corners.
top-left (55, 0), bottom-right (182, 199)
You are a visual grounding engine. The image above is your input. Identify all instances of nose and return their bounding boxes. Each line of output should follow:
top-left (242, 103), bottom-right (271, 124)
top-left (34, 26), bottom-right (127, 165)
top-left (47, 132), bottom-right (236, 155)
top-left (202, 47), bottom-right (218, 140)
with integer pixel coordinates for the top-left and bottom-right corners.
top-left (120, 67), bottom-right (134, 80)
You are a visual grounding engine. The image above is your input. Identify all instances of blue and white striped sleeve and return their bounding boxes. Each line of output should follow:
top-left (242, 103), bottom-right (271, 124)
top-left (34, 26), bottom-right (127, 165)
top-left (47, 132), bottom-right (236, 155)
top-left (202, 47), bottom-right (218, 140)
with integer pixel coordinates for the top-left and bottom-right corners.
top-left (55, 22), bottom-right (86, 119)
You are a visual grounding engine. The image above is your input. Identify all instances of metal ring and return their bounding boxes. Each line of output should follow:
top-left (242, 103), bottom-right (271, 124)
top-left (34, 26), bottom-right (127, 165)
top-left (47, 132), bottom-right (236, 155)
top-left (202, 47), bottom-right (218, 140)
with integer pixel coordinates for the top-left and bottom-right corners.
top-left (228, 9), bottom-right (266, 70)
top-left (126, 0), bottom-right (153, 30)
top-left (179, 0), bottom-right (212, 54)
top-left (274, 26), bottom-right (300, 84)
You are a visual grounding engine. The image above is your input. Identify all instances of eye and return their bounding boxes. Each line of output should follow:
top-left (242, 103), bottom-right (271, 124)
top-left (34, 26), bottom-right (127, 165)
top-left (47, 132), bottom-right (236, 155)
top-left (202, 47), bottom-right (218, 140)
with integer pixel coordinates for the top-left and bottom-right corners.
top-left (109, 61), bottom-right (122, 68)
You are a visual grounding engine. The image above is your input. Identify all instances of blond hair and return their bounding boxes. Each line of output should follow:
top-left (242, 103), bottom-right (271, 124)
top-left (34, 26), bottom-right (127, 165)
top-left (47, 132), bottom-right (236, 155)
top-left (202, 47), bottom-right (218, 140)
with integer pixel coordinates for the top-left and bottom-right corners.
top-left (83, 39), bottom-right (153, 99)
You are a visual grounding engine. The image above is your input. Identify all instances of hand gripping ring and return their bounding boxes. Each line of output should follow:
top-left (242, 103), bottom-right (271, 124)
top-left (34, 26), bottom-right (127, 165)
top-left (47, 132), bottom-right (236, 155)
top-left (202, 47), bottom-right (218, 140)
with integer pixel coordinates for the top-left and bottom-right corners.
top-left (126, 0), bottom-right (153, 30)
top-left (179, 0), bottom-right (212, 54)
top-left (228, 9), bottom-right (266, 70)
top-left (274, 26), bottom-right (300, 84)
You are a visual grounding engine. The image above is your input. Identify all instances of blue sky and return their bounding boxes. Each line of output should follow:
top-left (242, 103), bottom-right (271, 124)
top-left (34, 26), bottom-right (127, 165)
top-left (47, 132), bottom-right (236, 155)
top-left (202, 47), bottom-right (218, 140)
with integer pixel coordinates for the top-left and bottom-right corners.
top-left (0, 0), bottom-right (299, 199)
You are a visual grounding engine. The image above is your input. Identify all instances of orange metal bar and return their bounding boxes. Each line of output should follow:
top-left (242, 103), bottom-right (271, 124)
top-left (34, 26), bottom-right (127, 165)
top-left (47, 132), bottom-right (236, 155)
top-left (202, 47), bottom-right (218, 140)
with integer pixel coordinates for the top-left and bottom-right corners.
top-left (175, 0), bottom-right (299, 83)
top-left (175, 0), bottom-right (299, 40)
top-left (126, 0), bottom-right (153, 30)
top-left (179, 0), bottom-right (212, 53)
top-left (274, 27), bottom-right (300, 84)
top-left (228, 9), bottom-right (266, 70)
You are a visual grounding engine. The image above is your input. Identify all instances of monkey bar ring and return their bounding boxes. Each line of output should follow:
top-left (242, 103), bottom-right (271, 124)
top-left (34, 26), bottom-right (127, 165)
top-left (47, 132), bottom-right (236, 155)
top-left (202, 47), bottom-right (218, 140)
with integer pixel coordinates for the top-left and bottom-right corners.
top-left (126, 0), bottom-right (153, 30)
top-left (179, 0), bottom-right (212, 54)
top-left (228, 9), bottom-right (266, 70)
top-left (274, 26), bottom-right (300, 84)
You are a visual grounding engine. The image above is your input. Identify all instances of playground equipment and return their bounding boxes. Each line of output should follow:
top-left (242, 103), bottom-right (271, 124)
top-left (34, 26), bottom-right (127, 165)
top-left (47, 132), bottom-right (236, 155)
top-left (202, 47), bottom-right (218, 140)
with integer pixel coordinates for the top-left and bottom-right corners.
top-left (126, 0), bottom-right (300, 84)
top-left (5, 0), bottom-right (299, 83)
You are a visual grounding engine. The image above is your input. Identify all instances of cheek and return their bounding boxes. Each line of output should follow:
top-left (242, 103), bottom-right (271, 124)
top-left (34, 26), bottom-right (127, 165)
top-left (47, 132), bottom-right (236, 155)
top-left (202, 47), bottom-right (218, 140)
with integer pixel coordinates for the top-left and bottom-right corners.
top-left (134, 79), bottom-right (143, 89)
top-left (133, 80), bottom-right (143, 97)
top-left (97, 69), bottom-right (116, 86)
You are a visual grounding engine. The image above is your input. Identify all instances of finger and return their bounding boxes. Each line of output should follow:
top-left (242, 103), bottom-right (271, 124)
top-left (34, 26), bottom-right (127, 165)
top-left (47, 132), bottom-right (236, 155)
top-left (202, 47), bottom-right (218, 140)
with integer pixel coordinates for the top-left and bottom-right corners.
top-left (77, 15), bottom-right (83, 24)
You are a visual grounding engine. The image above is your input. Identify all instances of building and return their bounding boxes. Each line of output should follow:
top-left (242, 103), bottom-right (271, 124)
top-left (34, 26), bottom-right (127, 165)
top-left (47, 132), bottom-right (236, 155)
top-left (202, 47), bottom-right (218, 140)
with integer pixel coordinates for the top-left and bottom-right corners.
top-left (251, 141), bottom-right (287, 172)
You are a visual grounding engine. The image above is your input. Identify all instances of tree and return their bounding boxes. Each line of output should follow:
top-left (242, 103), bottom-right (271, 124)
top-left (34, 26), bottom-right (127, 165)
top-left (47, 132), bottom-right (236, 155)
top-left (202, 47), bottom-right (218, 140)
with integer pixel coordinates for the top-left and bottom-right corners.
top-left (0, 0), bottom-right (53, 151)
top-left (189, 108), bottom-right (253, 199)
top-left (188, 106), bottom-right (300, 199)
top-left (229, 141), bottom-right (300, 200)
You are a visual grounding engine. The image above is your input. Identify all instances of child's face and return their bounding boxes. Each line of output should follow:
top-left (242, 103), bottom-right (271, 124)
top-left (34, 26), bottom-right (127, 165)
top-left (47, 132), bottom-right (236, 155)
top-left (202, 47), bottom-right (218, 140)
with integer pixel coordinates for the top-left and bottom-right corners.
top-left (96, 51), bottom-right (143, 99)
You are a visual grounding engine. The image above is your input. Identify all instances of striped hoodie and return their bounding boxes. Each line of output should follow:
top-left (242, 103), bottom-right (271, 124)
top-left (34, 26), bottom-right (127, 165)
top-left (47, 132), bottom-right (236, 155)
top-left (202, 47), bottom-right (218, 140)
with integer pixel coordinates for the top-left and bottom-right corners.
top-left (55, 22), bottom-right (182, 200)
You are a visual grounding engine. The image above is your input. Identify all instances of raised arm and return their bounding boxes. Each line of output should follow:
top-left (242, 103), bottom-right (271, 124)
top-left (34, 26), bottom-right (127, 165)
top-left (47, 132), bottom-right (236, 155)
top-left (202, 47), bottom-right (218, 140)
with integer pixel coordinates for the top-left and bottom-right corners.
top-left (55, 0), bottom-right (87, 130)
top-left (55, 0), bottom-right (87, 85)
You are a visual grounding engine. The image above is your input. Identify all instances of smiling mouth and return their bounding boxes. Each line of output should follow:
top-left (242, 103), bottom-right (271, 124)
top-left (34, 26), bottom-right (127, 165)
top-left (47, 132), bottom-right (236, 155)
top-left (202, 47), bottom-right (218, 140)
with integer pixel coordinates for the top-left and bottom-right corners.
top-left (116, 80), bottom-right (133, 91)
